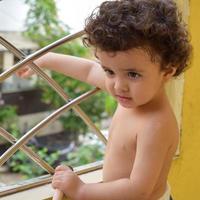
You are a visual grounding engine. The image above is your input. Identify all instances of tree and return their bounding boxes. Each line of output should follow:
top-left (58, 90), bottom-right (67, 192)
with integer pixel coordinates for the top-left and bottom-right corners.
top-left (24, 0), bottom-right (116, 134)
top-left (5, 0), bottom-right (117, 178)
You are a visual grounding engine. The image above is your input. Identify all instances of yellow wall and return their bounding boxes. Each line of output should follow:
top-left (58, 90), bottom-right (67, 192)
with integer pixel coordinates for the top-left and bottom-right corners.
top-left (169, 0), bottom-right (200, 199)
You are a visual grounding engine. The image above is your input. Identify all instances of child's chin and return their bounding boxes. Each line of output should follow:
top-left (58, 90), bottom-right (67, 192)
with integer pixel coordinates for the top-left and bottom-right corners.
top-left (119, 102), bottom-right (134, 109)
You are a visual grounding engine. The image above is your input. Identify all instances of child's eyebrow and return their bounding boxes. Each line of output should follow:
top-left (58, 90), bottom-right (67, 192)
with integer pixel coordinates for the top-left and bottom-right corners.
top-left (124, 68), bottom-right (144, 73)
top-left (101, 65), bottom-right (144, 73)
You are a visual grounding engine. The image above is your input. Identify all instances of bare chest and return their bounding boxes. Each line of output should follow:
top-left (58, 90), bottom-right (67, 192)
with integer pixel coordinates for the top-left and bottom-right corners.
top-left (103, 116), bottom-right (137, 181)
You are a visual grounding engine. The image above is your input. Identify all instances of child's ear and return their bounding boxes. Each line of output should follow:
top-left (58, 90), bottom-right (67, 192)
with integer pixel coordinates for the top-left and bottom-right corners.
top-left (163, 67), bottom-right (177, 81)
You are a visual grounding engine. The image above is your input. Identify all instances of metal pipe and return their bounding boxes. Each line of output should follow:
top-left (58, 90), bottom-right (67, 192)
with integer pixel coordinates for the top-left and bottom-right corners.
top-left (0, 35), bottom-right (107, 145)
top-left (0, 30), bottom-right (85, 82)
top-left (0, 127), bottom-right (54, 174)
top-left (0, 32), bottom-right (107, 200)
top-left (0, 88), bottom-right (100, 166)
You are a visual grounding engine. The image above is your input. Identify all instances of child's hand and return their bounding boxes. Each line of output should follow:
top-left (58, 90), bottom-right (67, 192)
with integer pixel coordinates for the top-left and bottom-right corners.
top-left (16, 66), bottom-right (34, 78)
top-left (52, 165), bottom-right (84, 199)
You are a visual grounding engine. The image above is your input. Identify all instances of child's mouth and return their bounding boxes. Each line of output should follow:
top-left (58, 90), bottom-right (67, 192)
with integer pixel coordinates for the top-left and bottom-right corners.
top-left (116, 95), bottom-right (132, 103)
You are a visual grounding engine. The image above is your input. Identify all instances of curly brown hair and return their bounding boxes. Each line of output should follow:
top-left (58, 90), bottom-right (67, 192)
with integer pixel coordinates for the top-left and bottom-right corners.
top-left (83, 0), bottom-right (192, 76)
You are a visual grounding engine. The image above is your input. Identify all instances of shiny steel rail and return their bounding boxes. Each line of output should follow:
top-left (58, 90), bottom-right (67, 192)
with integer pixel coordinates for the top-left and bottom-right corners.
top-left (0, 31), bottom-right (106, 197)
top-left (0, 31), bottom-right (85, 81)
top-left (0, 127), bottom-right (54, 174)
top-left (0, 35), bottom-right (107, 145)
top-left (0, 88), bottom-right (100, 167)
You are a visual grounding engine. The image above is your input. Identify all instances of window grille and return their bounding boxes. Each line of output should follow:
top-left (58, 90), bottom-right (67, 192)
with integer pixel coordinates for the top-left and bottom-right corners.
top-left (0, 31), bottom-right (107, 198)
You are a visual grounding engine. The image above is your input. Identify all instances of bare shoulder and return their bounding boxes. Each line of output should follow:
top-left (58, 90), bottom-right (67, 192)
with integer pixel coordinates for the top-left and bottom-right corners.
top-left (138, 108), bottom-right (179, 149)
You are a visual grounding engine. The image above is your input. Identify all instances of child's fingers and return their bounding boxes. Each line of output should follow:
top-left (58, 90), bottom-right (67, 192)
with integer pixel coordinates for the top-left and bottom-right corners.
top-left (16, 67), bottom-right (28, 75)
top-left (55, 165), bottom-right (73, 172)
top-left (55, 165), bottom-right (68, 171)
top-left (16, 67), bottom-right (34, 78)
top-left (52, 174), bottom-right (64, 187)
top-left (52, 179), bottom-right (61, 189)
top-left (52, 173), bottom-right (69, 189)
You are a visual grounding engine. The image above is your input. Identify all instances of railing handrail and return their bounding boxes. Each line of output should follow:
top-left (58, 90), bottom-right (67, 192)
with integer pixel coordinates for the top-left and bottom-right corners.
top-left (0, 30), bottom-right (85, 82)
top-left (0, 34), bottom-right (107, 145)
top-left (0, 31), bottom-right (106, 197)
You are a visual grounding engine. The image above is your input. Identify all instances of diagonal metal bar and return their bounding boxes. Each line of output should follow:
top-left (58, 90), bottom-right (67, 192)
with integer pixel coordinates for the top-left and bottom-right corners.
top-left (0, 127), bottom-right (54, 174)
top-left (0, 30), bottom-right (85, 82)
top-left (0, 88), bottom-right (100, 167)
top-left (0, 35), bottom-right (107, 145)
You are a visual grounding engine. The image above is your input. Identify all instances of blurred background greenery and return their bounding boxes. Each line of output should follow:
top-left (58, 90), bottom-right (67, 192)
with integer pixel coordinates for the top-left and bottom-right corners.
top-left (0, 0), bottom-right (116, 179)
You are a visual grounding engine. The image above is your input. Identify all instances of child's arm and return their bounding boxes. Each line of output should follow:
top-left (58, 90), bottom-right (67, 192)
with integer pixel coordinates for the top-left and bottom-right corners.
top-left (52, 123), bottom-right (171, 200)
top-left (17, 52), bottom-right (106, 90)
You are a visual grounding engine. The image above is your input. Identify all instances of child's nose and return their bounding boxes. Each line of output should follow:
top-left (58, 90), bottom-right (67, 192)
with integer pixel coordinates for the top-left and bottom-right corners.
top-left (114, 79), bottom-right (129, 93)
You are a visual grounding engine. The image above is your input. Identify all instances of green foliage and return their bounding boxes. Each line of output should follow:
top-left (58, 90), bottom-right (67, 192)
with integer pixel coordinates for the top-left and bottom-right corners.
top-left (0, 105), bottom-right (20, 143)
top-left (8, 147), bottom-right (59, 178)
top-left (1, 0), bottom-right (117, 178)
top-left (104, 94), bottom-right (117, 116)
top-left (24, 0), bottom-right (86, 57)
top-left (65, 143), bottom-right (104, 167)
top-left (0, 105), bottom-right (17, 125)
top-left (0, 105), bottom-right (59, 178)
top-left (39, 74), bottom-right (110, 133)
top-left (24, 0), bottom-right (116, 134)
top-left (0, 0), bottom-right (115, 179)
top-left (0, 105), bottom-right (20, 134)
top-left (25, 0), bottom-right (69, 44)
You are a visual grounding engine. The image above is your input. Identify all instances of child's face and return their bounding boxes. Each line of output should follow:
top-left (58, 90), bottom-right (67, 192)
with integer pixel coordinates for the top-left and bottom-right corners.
top-left (96, 48), bottom-right (169, 109)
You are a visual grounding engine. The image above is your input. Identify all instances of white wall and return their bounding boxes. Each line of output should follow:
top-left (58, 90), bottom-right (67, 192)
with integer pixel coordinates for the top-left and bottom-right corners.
top-left (0, 0), bottom-right (28, 31)
top-left (0, 0), bottom-right (106, 32)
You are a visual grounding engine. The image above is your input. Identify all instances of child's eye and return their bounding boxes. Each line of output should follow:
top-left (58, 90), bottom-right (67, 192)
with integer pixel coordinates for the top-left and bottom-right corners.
top-left (127, 71), bottom-right (141, 79)
top-left (104, 69), bottom-right (115, 76)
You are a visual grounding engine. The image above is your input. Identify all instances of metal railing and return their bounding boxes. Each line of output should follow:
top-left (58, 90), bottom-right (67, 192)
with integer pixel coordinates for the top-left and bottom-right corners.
top-left (0, 31), bottom-right (107, 197)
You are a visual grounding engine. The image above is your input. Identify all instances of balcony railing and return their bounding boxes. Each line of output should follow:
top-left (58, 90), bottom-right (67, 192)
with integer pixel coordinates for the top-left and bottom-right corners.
top-left (0, 31), bottom-right (107, 199)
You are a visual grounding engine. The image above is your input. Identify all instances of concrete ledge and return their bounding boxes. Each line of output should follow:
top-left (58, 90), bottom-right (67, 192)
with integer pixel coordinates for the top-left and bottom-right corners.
top-left (0, 162), bottom-right (103, 200)
top-left (1, 169), bottom-right (102, 200)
